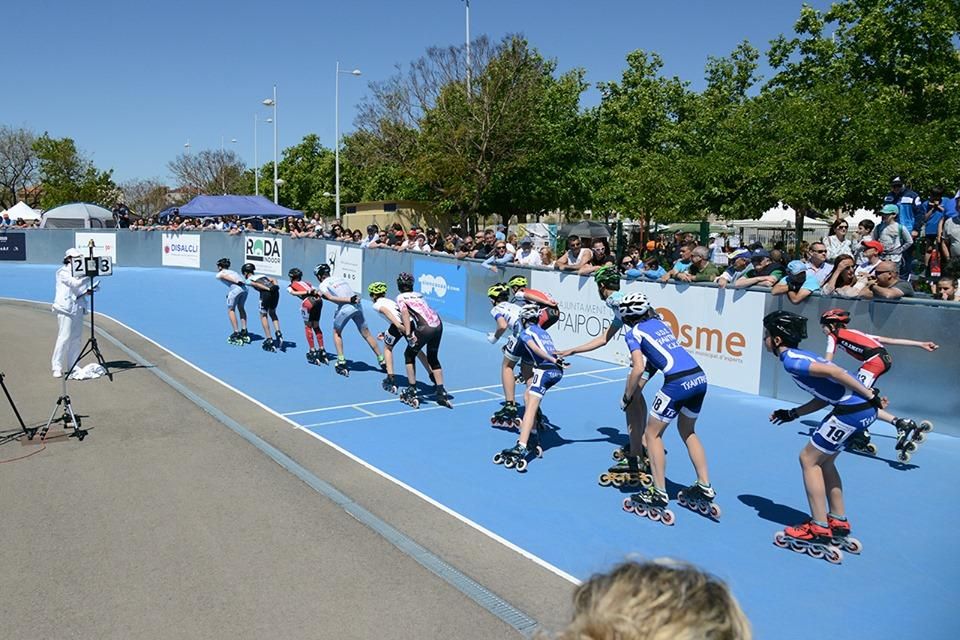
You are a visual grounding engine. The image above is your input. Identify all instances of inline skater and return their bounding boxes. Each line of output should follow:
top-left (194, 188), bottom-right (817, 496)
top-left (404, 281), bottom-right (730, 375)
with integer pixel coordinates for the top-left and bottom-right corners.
top-left (215, 257), bottom-right (249, 346)
top-left (241, 263), bottom-right (283, 352)
top-left (315, 263), bottom-right (385, 376)
top-left (764, 310), bottom-right (885, 563)
top-left (368, 281), bottom-right (433, 394)
top-left (820, 308), bottom-right (937, 460)
top-left (559, 266), bottom-right (654, 489)
top-left (506, 275), bottom-right (560, 330)
top-left (395, 272), bottom-right (450, 408)
top-left (493, 303), bottom-right (569, 472)
top-left (487, 283), bottom-right (526, 429)
top-left (287, 268), bottom-right (328, 364)
top-left (614, 293), bottom-right (716, 525)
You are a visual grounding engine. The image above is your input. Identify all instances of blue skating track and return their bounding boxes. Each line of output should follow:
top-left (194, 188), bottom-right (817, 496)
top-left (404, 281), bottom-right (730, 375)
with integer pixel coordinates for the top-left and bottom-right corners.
top-left (5, 264), bottom-right (958, 639)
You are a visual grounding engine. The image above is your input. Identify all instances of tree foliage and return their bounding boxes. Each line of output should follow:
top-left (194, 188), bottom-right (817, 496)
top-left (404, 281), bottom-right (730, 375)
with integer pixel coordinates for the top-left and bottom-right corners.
top-left (121, 178), bottom-right (170, 217)
top-left (0, 126), bottom-right (39, 209)
top-left (167, 148), bottom-right (247, 199)
top-left (33, 134), bottom-right (118, 210)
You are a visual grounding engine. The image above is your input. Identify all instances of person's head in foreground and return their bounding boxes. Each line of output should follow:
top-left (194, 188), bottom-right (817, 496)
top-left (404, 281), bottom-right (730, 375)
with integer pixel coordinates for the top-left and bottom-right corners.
top-left (554, 559), bottom-right (751, 640)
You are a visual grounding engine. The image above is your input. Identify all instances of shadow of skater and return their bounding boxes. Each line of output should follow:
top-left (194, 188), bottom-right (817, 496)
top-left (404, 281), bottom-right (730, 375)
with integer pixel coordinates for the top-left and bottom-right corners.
top-left (738, 494), bottom-right (810, 526)
top-left (597, 426), bottom-right (629, 449)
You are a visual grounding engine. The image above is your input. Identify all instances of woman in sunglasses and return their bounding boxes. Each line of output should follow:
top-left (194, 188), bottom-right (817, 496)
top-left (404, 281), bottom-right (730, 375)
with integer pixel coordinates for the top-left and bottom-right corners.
top-left (823, 219), bottom-right (853, 262)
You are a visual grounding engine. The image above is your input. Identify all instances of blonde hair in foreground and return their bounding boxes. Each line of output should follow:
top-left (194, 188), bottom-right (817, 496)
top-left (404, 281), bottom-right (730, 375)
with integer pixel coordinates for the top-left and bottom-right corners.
top-left (554, 559), bottom-right (751, 640)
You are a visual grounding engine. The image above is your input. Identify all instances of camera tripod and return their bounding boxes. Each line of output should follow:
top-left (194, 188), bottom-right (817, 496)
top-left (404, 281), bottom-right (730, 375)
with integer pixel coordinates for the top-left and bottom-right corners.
top-left (0, 372), bottom-right (30, 445)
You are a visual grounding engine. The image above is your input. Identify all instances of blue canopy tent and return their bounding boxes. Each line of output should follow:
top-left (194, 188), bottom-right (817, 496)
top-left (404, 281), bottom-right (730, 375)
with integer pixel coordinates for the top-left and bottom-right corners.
top-left (175, 195), bottom-right (302, 219)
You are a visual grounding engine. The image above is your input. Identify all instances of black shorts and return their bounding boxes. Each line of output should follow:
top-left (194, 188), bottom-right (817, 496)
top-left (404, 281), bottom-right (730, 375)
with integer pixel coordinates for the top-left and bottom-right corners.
top-left (259, 285), bottom-right (280, 315)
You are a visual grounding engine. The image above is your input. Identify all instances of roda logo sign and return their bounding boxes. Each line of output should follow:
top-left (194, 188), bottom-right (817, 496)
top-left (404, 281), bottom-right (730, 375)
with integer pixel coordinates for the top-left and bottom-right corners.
top-left (657, 306), bottom-right (746, 358)
top-left (245, 238), bottom-right (281, 264)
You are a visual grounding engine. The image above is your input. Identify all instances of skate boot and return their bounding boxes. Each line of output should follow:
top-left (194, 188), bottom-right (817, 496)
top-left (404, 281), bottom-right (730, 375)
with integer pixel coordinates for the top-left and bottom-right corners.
top-left (677, 482), bottom-right (721, 520)
top-left (262, 338), bottom-right (276, 352)
top-left (275, 330), bottom-right (284, 351)
top-left (490, 402), bottom-right (521, 429)
top-left (381, 375), bottom-right (399, 394)
top-left (227, 332), bottom-right (244, 346)
top-left (399, 386), bottom-right (419, 409)
top-left (623, 486), bottom-right (675, 526)
top-left (599, 456), bottom-right (652, 489)
top-left (377, 354), bottom-right (387, 373)
top-left (434, 385), bottom-right (453, 409)
top-left (827, 516), bottom-right (863, 554)
top-left (844, 429), bottom-right (877, 455)
top-left (335, 359), bottom-right (349, 377)
top-left (314, 349), bottom-right (329, 365)
top-left (773, 520), bottom-right (843, 564)
top-left (492, 441), bottom-right (531, 473)
top-left (894, 418), bottom-right (918, 462)
top-left (240, 329), bottom-right (251, 344)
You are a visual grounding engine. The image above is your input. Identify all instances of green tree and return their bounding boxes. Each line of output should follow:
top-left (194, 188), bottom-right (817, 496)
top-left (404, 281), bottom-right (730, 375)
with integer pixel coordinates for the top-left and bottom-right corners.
top-left (272, 134), bottom-right (337, 215)
top-left (167, 148), bottom-right (246, 197)
top-left (33, 134), bottom-right (118, 209)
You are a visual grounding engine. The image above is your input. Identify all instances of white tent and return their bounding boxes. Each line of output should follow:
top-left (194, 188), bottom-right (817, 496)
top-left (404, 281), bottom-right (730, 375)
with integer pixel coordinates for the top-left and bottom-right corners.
top-left (727, 204), bottom-right (830, 230)
top-left (1, 200), bottom-right (41, 222)
top-left (40, 202), bottom-right (116, 229)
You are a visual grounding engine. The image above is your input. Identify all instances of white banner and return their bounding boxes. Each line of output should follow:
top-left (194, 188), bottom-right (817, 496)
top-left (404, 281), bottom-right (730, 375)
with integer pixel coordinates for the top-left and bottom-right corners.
top-left (244, 235), bottom-right (283, 276)
top-left (161, 232), bottom-right (200, 268)
top-left (325, 244), bottom-right (364, 287)
top-left (75, 232), bottom-right (117, 263)
top-left (530, 271), bottom-right (766, 393)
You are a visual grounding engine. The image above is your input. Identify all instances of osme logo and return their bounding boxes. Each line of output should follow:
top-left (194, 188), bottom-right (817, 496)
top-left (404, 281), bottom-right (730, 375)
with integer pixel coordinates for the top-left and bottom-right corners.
top-left (419, 274), bottom-right (459, 298)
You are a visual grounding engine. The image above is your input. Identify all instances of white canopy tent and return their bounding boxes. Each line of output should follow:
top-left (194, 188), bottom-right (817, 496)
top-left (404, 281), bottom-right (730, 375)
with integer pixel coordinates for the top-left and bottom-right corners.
top-left (726, 204), bottom-right (831, 230)
top-left (40, 202), bottom-right (116, 229)
top-left (1, 200), bottom-right (42, 221)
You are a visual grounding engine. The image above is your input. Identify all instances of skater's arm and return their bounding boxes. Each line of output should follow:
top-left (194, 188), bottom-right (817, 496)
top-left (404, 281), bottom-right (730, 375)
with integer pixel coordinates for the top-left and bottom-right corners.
top-left (400, 305), bottom-right (413, 338)
top-left (558, 322), bottom-right (619, 357)
top-left (523, 338), bottom-right (561, 366)
top-left (247, 279), bottom-right (270, 292)
top-left (622, 350), bottom-right (647, 407)
top-left (807, 362), bottom-right (877, 402)
top-left (770, 397), bottom-right (828, 423)
top-left (871, 336), bottom-right (939, 351)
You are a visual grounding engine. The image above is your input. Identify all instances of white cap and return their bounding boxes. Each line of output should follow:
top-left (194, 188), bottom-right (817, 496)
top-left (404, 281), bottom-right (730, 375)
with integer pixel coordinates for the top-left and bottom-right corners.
top-left (64, 248), bottom-right (83, 259)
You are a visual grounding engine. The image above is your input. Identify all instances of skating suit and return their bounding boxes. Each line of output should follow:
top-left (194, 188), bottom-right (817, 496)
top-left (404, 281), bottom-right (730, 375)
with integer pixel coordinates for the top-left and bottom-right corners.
top-left (824, 328), bottom-right (891, 387)
top-left (518, 324), bottom-right (563, 397)
top-left (511, 288), bottom-right (559, 329)
top-left (624, 317), bottom-right (707, 422)
top-left (288, 280), bottom-right (321, 322)
top-left (491, 301), bottom-right (524, 363)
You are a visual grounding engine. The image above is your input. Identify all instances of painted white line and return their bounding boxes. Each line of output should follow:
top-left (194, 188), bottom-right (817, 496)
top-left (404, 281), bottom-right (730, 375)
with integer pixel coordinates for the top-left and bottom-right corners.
top-left (353, 405), bottom-right (377, 417)
top-left (1, 297), bottom-right (581, 586)
top-left (478, 388), bottom-right (504, 398)
top-left (284, 365), bottom-right (626, 416)
top-left (586, 373), bottom-right (616, 382)
top-left (301, 378), bottom-right (621, 428)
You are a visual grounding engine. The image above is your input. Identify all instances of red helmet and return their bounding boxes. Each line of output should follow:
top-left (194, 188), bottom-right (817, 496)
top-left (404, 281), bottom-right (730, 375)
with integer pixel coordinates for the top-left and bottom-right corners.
top-left (820, 308), bottom-right (851, 326)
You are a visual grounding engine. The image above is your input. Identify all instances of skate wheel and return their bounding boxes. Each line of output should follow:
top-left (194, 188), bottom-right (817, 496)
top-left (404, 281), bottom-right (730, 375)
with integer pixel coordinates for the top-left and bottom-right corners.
top-left (807, 545), bottom-right (825, 559)
top-left (611, 476), bottom-right (624, 488)
top-left (897, 450), bottom-right (911, 463)
top-left (913, 431), bottom-right (926, 443)
top-left (773, 532), bottom-right (789, 548)
top-left (622, 498), bottom-right (635, 513)
top-left (612, 449), bottom-right (625, 461)
top-left (490, 419), bottom-right (500, 427)
top-left (697, 501), bottom-right (710, 515)
top-left (865, 443), bottom-right (878, 455)
top-left (920, 420), bottom-right (933, 433)
top-left (904, 440), bottom-right (917, 452)
top-left (661, 509), bottom-right (676, 526)
top-left (825, 547), bottom-right (843, 564)
top-left (788, 539), bottom-right (805, 552)
top-left (492, 453), bottom-right (503, 465)
top-left (640, 475), bottom-right (653, 488)
top-left (515, 459), bottom-right (527, 473)
top-left (598, 473), bottom-right (612, 487)
top-left (412, 400), bottom-right (420, 409)
top-left (845, 537), bottom-right (863, 555)
top-left (648, 509), bottom-right (662, 522)
top-left (677, 491), bottom-right (687, 507)
top-left (709, 504), bottom-right (722, 520)
top-left (503, 458), bottom-right (515, 469)
top-left (633, 505), bottom-right (648, 518)
top-left (511, 419), bottom-right (521, 428)
top-left (627, 477), bottom-right (641, 488)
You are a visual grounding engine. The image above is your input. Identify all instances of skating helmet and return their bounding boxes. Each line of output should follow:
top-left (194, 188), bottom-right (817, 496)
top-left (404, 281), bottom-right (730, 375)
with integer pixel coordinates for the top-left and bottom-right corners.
top-left (288, 267), bottom-right (303, 280)
top-left (617, 292), bottom-right (652, 321)
top-left (763, 311), bottom-right (808, 347)
top-left (396, 272), bottom-right (414, 292)
top-left (820, 308), bottom-right (851, 326)
top-left (593, 265), bottom-right (621, 290)
top-left (314, 263), bottom-right (331, 279)
top-left (487, 283), bottom-right (509, 301)
top-left (518, 303), bottom-right (542, 324)
top-left (368, 281), bottom-right (388, 296)
top-left (241, 263), bottom-right (256, 275)
top-left (216, 257), bottom-right (231, 269)
top-left (507, 275), bottom-right (528, 289)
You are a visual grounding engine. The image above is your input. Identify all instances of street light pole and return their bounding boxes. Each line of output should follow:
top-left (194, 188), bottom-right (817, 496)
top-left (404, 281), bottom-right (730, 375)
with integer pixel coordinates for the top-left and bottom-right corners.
top-left (253, 114), bottom-right (259, 196)
top-left (335, 62), bottom-right (362, 222)
top-left (464, 0), bottom-right (471, 96)
top-left (263, 85), bottom-right (278, 203)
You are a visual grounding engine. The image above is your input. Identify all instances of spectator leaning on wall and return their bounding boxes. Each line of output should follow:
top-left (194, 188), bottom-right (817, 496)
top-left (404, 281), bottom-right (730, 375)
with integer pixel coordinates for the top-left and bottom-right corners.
top-left (873, 203), bottom-right (914, 275)
top-left (936, 276), bottom-right (959, 301)
top-left (883, 176), bottom-right (922, 279)
top-left (805, 241), bottom-right (833, 285)
top-left (772, 260), bottom-right (821, 303)
top-left (579, 238), bottom-right (615, 275)
top-left (554, 234), bottom-right (593, 271)
top-left (676, 246), bottom-right (720, 283)
top-left (869, 260), bottom-right (915, 299)
top-left (514, 237), bottom-right (542, 266)
top-left (659, 241), bottom-right (695, 282)
top-left (714, 249), bottom-right (754, 289)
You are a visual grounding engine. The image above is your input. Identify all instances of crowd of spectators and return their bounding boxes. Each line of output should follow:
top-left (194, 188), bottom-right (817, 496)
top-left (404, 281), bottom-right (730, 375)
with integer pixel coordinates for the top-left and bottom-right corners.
top-left (0, 212), bottom-right (41, 228)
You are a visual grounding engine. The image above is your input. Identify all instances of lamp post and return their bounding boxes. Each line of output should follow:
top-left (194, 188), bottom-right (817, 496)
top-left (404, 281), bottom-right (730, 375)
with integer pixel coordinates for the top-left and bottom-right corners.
top-left (219, 136), bottom-right (237, 193)
top-left (463, 0), bottom-right (471, 96)
top-left (183, 140), bottom-right (196, 196)
top-left (335, 62), bottom-right (362, 221)
top-left (262, 85), bottom-right (278, 203)
top-left (254, 115), bottom-right (274, 197)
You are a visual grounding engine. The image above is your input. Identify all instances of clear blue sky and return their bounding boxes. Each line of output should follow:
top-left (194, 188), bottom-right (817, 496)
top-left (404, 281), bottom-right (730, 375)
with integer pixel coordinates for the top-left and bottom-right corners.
top-left (6, 0), bottom-right (832, 184)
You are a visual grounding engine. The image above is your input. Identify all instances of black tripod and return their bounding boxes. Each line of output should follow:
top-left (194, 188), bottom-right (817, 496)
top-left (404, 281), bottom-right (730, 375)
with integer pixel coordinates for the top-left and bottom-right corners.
top-left (0, 372), bottom-right (29, 445)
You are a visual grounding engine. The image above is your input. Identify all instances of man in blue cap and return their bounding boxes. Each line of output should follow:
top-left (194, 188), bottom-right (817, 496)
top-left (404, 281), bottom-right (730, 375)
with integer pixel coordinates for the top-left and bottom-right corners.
top-left (772, 260), bottom-right (822, 304)
top-left (883, 176), bottom-right (921, 279)
top-left (873, 204), bottom-right (913, 277)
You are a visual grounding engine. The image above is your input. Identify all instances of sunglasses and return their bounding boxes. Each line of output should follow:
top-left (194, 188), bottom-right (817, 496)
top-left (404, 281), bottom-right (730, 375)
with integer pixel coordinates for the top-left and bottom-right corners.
top-left (874, 270), bottom-right (895, 275)
top-left (812, 249), bottom-right (827, 253)
top-left (837, 226), bottom-right (848, 230)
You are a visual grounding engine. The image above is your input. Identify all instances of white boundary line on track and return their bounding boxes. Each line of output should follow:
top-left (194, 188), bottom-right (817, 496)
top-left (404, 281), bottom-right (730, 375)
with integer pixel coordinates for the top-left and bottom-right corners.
top-left (304, 378), bottom-right (621, 428)
top-left (2, 296), bottom-right (583, 586)
top-left (283, 364), bottom-right (627, 417)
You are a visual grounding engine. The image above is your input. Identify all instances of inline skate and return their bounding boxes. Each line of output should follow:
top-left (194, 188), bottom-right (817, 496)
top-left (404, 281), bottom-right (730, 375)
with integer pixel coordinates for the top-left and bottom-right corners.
top-left (227, 332), bottom-right (245, 346)
top-left (274, 331), bottom-right (285, 352)
top-left (827, 516), bottom-right (862, 554)
top-left (382, 375), bottom-right (399, 394)
top-left (490, 401), bottom-right (521, 429)
top-left (434, 385), bottom-right (453, 409)
top-left (599, 456), bottom-right (652, 489)
top-left (239, 328), bottom-right (251, 344)
top-left (400, 386), bottom-right (419, 409)
top-left (773, 520), bottom-right (843, 564)
top-left (623, 486), bottom-right (675, 525)
top-left (844, 429), bottom-right (877, 455)
top-left (261, 338), bottom-right (277, 352)
top-left (306, 349), bottom-right (328, 365)
top-left (492, 436), bottom-right (540, 473)
top-left (894, 418), bottom-right (933, 463)
top-left (335, 360), bottom-right (350, 377)
top-left (377, 355), bottom-right (387, 373)
top-left (677, 482), bottom-right (721, 520)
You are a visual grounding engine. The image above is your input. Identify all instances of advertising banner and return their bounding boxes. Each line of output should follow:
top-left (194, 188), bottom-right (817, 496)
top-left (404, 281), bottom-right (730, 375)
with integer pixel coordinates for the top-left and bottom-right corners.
top-left (0, 233), bottom-right (26, 261)
top-left (413, 259), bottom-right (466, 322)
top-left (530, 271), bottom-right (766, 393)
top-left (161, 232), bottom-right (200, 268)
top-left (244, 235), bottom-right (282, 276)
top-left (325, 244), bottom-right (363, 287)
top-left (75, 232), bottom-right (117, 263)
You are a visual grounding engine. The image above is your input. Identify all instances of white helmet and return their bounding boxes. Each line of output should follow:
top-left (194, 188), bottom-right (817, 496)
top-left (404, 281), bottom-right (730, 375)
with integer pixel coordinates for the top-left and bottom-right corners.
top-left (618, 292), bottom-right (652, 320)
top-left (519, 303), bottom-right (541, 323)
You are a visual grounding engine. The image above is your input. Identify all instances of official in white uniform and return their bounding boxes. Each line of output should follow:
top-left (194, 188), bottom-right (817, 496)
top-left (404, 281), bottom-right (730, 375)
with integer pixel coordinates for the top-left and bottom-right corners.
top-left (51, 248), bottom-right (91, 377)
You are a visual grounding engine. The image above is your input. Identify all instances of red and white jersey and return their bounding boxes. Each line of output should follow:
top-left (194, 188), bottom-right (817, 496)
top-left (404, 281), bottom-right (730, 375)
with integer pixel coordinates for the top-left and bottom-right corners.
top-left (825, 327), bottom-right (885, 362)
top-left (511, 287), bottom-right (558, 308)
top-left (396, 291), bottom-right (441, 328)
top-left (287, 280), bottom-right (318, 308)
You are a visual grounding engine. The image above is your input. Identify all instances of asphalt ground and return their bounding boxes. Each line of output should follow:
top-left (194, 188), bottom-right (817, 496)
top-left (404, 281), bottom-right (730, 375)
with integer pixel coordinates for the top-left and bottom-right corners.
top-left (0, 301), bottom-right (574, 640)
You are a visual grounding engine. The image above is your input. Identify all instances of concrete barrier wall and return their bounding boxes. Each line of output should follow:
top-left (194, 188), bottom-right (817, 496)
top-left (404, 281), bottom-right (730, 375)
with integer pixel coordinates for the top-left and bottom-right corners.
top-left (6, 229), bottom-right (958, 434)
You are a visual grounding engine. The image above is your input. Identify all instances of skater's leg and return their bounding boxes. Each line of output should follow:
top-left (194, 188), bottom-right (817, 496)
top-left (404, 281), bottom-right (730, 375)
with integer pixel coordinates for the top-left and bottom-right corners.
top-left (643, 415), bottom-right (670, 490)
top-left (416, 351), bottom-right (430, 375)
top-left (799, 443), bottom-right (831, 523)
top-left (425, 330), bottom-right (443, 386)
top-left (312, 324), bottom-right (325, 350)
top-left (333, 330), bottom-right (344, 359)
top-left (677, 413), bottom-right (709, 486)
top-left (361, 326), bottom-right (381, 357)
top-left (625, 392), bottom-right (648, 456)
top-left (517, 390), bottom-right (543, 448)
top-left (501, 357), bottom-right (517, 403)
top-left (259, 314), bottom-right (271, 338)
top-left (303, 323), bottom-right (315, 351)
top-left (227, 309), bottom-right (239, 333)
top-left (384, 344), bottom-right (396, 376)
top-left (821, 455), bottom-right (845, 518)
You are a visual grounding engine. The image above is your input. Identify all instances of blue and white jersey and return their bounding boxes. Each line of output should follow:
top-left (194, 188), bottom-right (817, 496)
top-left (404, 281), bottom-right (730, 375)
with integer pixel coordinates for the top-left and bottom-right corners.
top-left (623, 317), bottom-right (700, 377)
top-left (779, 348), bottom-right (865, 409)
top-left (519, 324), bottom-right (560, 369)
top-left (605, 290), bottom-right (625, 331)
top-left (490, 301), bottom-right (522, 336)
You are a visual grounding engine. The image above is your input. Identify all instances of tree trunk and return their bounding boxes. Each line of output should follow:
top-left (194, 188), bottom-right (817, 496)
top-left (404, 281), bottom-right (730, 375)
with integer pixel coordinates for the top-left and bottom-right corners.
top-left (794, 207), bottom-right (805, 259)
